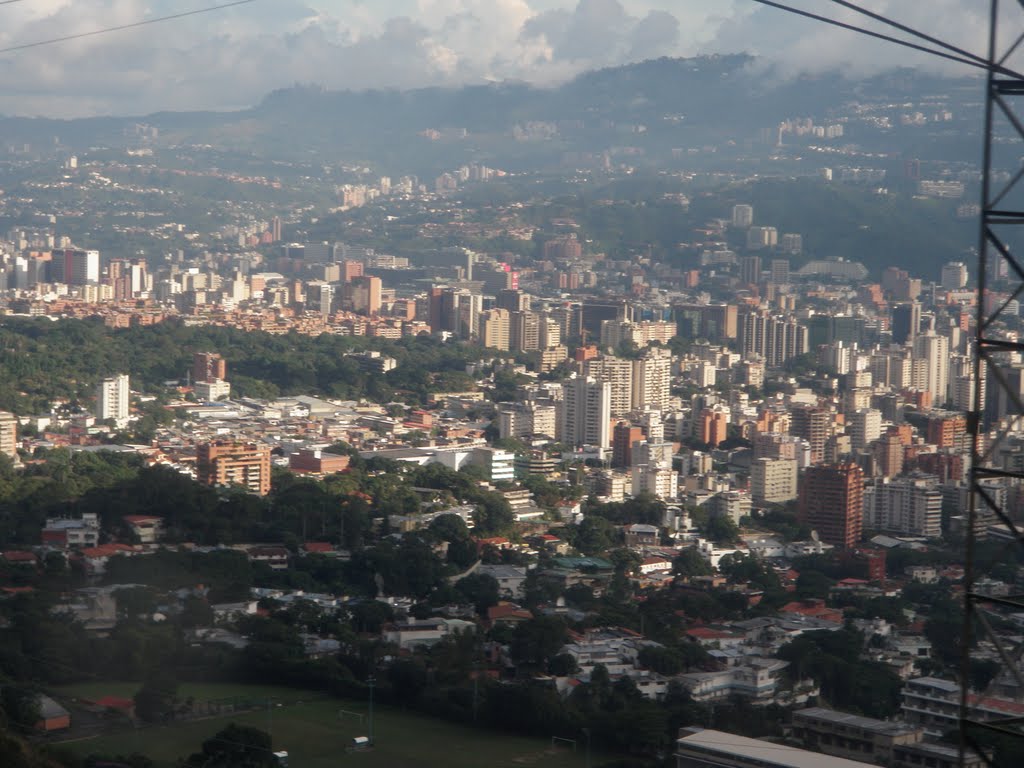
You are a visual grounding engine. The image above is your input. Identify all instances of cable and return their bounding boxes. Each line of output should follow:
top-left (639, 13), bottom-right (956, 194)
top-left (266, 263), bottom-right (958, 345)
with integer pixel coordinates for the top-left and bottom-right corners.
top-left (0, 0), bottom-right (258, 55)
top-left (826, 0), bottom-right (991, 68)
top-left (0, 0), bottom-right (28, 5)
top-left (747, 0), bottom-right (1024, 80)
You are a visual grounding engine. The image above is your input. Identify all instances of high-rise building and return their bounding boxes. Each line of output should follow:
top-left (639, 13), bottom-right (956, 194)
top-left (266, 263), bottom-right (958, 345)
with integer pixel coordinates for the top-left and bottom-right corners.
top-left (583, 356), bottom-right (634, 417)
top-left (798, 463), bottom-right (865, 549)
top-left (631, 463), bottom-right (678, 500)
top-left (750, 457), bottom-right (798, 504)
top-left (790, 405), bottom-right (830, 464)
top-left (746, 226), bottom-right (778, 250)
top-left (864, 474), bottom-right (942, 539)
top-left (350, 275), bottom-right (382, 316)
top-left (510, 310), bottom-right (541, 352)
top-left (612, 422), bottom-right (644, 468)
top-left (737, 310), bottom-right (809, 367)
top-left (849, 408), bottom-right (882, 451)
top-left (770, 259), bottom-right (791, 284)
top-left (912, 332), bottom-right (949, 407)
top-left (874, 433), bottom-right (905, 478)
top-left (632, 352), bottom-right (673, 411)
top-left (341, 260), bottom-right (364, 282)
top-left (497, 400), bottom-right (557, 440)
top-left (193, 352), bottom-right (227, 384)
top-left (731, 204), bottom-right (754, 227)
top-left (480, 308), bottom-right (511, 351)
top-left (0, 411), bottom-right (17, 461)
top-left (96, 374), bottom-right (130, 424)
top-left (197, 441), bottom-right (272, 496)
top-left (560, 376), bottom-right (611, 448)
top-left (50, 248), bottom-right (100, 285)
top-left (496, 289), bottom-right (530, 312)
top-left (740, 255), bottom-right (761, 286)
top-left (891, 302), bottom-right (921, 345)
top-left (941, 261), bottom-right (968, 291)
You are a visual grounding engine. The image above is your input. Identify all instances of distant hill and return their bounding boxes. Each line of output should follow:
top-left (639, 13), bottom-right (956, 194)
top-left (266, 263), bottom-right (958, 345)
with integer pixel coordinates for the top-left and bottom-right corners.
top-left (0, 55), bottom-right (979, 174)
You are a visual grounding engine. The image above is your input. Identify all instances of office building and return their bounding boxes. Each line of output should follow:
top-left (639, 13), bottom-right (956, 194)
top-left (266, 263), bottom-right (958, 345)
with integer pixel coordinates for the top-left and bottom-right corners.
top-left (0, 411), bottom-right (17, 461)
top-left (96, 374), bottom-right (130, 424)
top-left (197, 441), bottom-right (272, 496)
top-left (798, 463), bottom-right (864, 549)
top-left (750, 458), bottom-right (798, 504)
top-left (50, 248), bottom-right (100, 285)
top-left (560, 376), bottom-right (611, 448)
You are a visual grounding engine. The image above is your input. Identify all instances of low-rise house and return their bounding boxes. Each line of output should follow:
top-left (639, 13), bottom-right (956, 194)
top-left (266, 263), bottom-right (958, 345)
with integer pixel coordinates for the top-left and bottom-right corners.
top-left (384, 618), bottom-right (472, 649)
top-left (677, 657), bottom-right (790, 705)
top-left (35, 695), bottom-right (70, 731)
top-left (247, 546), bottom-right (290, 570)
top-left (477, 564), bottom-right (528, 600)
top-left (638, 556), bottom-right (673, 575)
top-left (123, 515), bottom-right (164, 544)
top-left (624, 524), bottom-right (660, 547)
top-left (42, 513), bottom-right (100, 549)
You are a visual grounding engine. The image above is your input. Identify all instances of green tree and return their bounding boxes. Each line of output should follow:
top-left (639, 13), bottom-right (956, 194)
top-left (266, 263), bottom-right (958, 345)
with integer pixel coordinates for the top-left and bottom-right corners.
top-left (187, 723), bottom-right (275, 767)
top-left (134, 670), bottom-right (177, 723)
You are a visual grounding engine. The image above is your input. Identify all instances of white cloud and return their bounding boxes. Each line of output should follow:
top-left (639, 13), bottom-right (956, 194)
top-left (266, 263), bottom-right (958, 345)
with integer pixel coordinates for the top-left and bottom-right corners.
top-left (0, 0), bottom-right (997, 117)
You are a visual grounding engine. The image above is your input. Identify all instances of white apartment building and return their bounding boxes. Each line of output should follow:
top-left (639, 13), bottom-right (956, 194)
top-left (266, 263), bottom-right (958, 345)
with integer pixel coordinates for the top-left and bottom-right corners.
top-left (96, 374), bottom-right (130, 424)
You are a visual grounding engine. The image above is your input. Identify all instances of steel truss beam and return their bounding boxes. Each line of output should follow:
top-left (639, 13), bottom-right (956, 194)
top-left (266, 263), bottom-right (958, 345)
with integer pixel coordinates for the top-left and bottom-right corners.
top-left (964, 3), bottom-right (1024, 767)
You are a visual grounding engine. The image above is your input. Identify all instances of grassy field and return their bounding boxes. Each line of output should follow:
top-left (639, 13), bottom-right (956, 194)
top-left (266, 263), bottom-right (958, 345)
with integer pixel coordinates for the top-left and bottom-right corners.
top-left (51, 683), bottom-right (594, 768)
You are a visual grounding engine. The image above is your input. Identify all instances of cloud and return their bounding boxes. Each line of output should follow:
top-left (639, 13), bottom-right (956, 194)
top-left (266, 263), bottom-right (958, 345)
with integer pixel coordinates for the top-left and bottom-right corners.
top-left (0, 0), bottom-right (997, 117)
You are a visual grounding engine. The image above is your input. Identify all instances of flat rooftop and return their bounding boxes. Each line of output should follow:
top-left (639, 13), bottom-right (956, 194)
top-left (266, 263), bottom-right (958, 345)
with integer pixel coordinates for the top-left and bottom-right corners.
top-left (793, 707), bottom-right (920, 736)
top-left (677, 728), bottom-right (873, 768)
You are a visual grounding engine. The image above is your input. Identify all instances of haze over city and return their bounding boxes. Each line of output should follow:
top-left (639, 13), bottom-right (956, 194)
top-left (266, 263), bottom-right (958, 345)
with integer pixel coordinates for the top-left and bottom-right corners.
top-left (0, 0), bottom-right (999, 116)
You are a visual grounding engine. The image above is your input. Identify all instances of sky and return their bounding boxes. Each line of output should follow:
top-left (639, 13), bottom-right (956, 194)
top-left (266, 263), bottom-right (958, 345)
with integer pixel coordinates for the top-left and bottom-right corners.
top-left (0, 1), bottom-right (999, 117)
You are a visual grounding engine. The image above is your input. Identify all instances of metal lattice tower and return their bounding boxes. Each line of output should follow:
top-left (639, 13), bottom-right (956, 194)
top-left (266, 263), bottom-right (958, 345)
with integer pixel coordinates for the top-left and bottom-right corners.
top-left (963, 4), bottom-right (1024, 766)
top-left (747, 2), bottom-right (1024, 766)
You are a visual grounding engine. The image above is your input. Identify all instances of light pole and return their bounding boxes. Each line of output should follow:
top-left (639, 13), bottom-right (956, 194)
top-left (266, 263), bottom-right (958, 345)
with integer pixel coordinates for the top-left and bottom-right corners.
top-left (367, 675), bottom-right (376, 745)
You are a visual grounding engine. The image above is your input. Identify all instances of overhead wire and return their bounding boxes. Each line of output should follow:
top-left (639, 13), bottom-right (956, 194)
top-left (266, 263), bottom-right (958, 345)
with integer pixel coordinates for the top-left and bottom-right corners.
top-left (0, 0), bottom-right (258, 55)
top-left (747, 0), bottom-right (1024, 79)
top-left (826, 0), bottom-right (992, 68)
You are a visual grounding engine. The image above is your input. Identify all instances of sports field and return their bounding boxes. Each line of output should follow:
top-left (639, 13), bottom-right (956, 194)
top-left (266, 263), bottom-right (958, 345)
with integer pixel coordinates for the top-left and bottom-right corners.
top-left (52, 682), bottom-right (594, 768)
